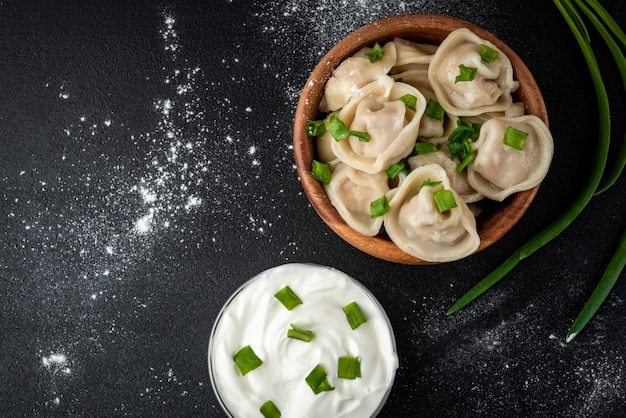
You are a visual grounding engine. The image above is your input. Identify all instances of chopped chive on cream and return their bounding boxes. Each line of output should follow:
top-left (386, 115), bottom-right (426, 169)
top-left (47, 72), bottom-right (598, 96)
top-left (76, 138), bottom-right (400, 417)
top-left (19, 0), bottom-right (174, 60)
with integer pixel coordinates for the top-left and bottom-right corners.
top-left (260, 400), bottom-right (281, 418)
top-left (366, 42), bottom-right (384, 63)
top-left (305, 120), bottom-right (326, 137)
top-left (370, 196), bottom-right (390, 218)
top-left (385, 162), bottom-right (408, 180)
top-left (305, 364), bottom-right (335, 395)
top-left (424, 98), bottom-right (445, 121)
top-left (274, 286), bottom-right (302, 310)
top-left (233, 345), bottom-right (263, 376)
top-left (327, 114), bottom-right (350, 141)
top-left (480, 43), bottom-right (499, 63)
top-left (433, 189), bottom-right (458, 213)
top-left (503, 126), bottom-right (529, 150)
top-left (350, 130), bottom-right (371, 142)
top-left (414, 142), bottom-right (438, 155)
top-left (398, 94), bottom-right (417, 111)
top-left (420, 178), bottom-right (443, 189)
top-left (311, 160), bottom-right (332, 185)
top-left (343, 301), bottom-right (367, 330)
top-left (337, 356), bottom-right (362, 380)
top-left (287, 324), bottom-right (314, 342)
top-left (455, 64), bottom-right (478, 83)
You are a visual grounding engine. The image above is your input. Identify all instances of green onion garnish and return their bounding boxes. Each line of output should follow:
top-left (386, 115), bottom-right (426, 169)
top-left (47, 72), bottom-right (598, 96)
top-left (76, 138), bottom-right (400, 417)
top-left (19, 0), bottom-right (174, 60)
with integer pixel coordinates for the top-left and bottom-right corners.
top-left (398, 94), bottom-right (417, 111)
top-left (480, 44), bottom-right (499, 63)
top-left (343, 301), bottom-right (367, 330)
top-left (503, 126), bottom-right (529, 150)
top-left (274, 286), bottom-right (302, 310)
top-left (260, 400), bottom-right (281, 418)
top-left (287, 324), bottom-right (314, 342)
top-left (311, 160), bottom-right (332, 185)
top-left (327, 114), bottom-right (350, 141)
top-left (305, 120), bottom-right (326, 137)
top-left (385, 162), bottom-right (409, 180)
top-left (350, 130), bottom-right (371, 142)
top-left (424, 99), bottom-right (445, 121)
top-left (433, 189), bottom-right (457, 213)
top-left (447, 120), bottom-right (480, 171)
top-left (337, 356), bottom-right (362, 380)
top-left (414, 142), bottom-right (438, 155)
top-left (366, 42), bottom-right (384, 63)
top-left (455, 64), bottom-right (478, 83)
top-left (420, 178), bottom-right (442, 189)
top-left (369, 196), bottom-right (390, 219)
top-left (233, 345), bottom-right (263, 376)
top-left (456, 153), bottom-right (476, 173)
top-left (305, 364), bottom-right (335, 395)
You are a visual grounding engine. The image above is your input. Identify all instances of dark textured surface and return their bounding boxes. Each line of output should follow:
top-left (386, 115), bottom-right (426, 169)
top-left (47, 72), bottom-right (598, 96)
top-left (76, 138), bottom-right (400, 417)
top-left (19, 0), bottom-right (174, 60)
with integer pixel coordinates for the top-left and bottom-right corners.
top-left (1, 0), bottom-right (626, 416)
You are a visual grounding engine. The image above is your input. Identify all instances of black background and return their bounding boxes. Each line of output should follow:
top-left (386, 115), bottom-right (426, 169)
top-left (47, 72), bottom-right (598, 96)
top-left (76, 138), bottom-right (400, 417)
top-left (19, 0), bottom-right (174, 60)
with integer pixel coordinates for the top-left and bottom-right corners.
top-left (1, 0), bottom-right (626, 416)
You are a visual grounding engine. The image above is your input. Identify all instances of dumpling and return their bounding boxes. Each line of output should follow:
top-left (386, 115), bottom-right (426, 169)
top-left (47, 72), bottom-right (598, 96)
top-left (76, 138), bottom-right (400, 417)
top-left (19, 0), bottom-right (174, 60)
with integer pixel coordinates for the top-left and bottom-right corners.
top-left (428, 28), bottom-right (519, 116)
top-left (384, 164), bottom-right (480, 262)
top-left (320, 41), bottom-right (397, 112)
top-left (408, 152), bottom-right (483, 203)
top-left (324, 163), bottom-right (389, 236)
top-left (467, 115), bottom-right (554, 201)
top-left (331, 76), bottom-right (425, 174)
top-left (391, 38), bottom-right (437, 70)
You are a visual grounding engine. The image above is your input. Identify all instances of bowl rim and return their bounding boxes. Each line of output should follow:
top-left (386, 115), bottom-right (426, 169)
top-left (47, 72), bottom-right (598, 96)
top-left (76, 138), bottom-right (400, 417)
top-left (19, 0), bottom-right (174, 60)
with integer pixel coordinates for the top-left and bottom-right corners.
top-left (293, 13), bottom-right (547, 265)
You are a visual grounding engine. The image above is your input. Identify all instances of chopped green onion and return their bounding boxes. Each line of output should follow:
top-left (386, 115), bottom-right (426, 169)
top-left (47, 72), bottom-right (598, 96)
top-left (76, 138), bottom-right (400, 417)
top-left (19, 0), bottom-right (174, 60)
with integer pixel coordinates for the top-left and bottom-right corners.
top-left (233, 345), bottom-right (263, 376)
top-left (327, 114), bottom-right (350, 141)
top-left (305, 120), bottom-right (326, 137)
top-left (480, 44), bottom-right (499, 63)
top-left (274, 286), bottom-right (302, 310)
top-left (385, 162), bottom-right (408, 180)
top-left (503, 126), bottom-right (529, 150)
top-left (311, 160), bottom-right (332, 185)
top-left (343, 301), bottom-right (367, 329)
top-left (366, 42), bottom-right (384, 63)
top-left (456, 153), bottom-right (476, 173)
top-left (455, 64), bottom-right (477, 83)
top-left (305, 364), bottom-right (335, 395)
top-left (260, 400), bottom-right (281, 418)
top-left (448, 0), bottom-right (610, 316)
top-left (337, 356), bottom-right (362, 380)
top-left (369, 196), bottom-right (390, 218)
top-left (398, 94), bottom-right (417, 111)
top-left (420, 178), bottom-right (442, 189)
top-left (448, 119), bottom-right (481, 144)
top-left (394, 77), bottom-right (404, 82)
top-left (349, 130), bottom-right (371, 142)
top-left (433, 189), bottom-right (457, 213)
top-left (287, 324), bottom-right (314, 342)
top-left (425, 99), bottom-right (445, 121)
top-left (414, 142), bottom-right (438, 155)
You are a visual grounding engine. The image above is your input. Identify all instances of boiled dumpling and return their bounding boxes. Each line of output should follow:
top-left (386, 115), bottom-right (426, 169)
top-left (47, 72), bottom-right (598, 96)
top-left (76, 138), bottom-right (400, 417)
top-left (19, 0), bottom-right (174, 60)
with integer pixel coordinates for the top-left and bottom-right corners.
top-left (384, 164), bottom-right (480, 262)
top-left (428, 28), bottom-right (519, 116)
top-left (331, 76), bottom-right (425, 174)
top-left (467, 115), bottom-right (554, 201)
top-left (324, 163), bottom-right (389, 236)
top-left (320, 41), bottom-right (397, 112)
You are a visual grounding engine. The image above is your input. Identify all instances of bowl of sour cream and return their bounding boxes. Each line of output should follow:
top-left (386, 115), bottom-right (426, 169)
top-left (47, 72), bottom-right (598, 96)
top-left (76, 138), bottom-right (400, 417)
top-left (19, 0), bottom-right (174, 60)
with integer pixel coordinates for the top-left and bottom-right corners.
top-left (208, 263), bottom-right (398, 417)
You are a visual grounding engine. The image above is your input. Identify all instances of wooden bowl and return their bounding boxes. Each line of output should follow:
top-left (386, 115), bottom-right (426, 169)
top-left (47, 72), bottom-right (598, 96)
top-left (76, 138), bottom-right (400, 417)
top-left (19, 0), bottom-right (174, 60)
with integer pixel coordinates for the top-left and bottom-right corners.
top-left (293, 14), bottom-right (547, 265)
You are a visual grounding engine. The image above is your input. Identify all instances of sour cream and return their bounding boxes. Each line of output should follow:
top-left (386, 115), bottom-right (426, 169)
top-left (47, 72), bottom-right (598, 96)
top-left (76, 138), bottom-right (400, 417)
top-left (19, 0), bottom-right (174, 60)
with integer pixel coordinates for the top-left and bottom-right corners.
top-left (208, 263), bottom-right (398, 417)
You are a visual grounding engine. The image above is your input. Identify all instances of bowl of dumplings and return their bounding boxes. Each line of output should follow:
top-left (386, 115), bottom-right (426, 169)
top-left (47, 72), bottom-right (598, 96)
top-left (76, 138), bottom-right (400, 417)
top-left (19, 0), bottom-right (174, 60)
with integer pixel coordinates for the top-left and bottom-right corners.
top-left (293, 14), bottom-right (554, 264)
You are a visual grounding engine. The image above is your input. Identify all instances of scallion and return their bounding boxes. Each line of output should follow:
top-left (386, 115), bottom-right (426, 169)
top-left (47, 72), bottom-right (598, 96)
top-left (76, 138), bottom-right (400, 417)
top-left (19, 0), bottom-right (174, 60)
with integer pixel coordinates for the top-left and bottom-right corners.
top-left (456, 153), bottom-right (476, 173)
top-left (305, 120), bottom-right (326, 137)
top-left (455, 64), bottom-right (477, 83)
top-left (327, 114), bottom-right (350, 141)
top-left (398, 94), bottom-right (418, 111)
top-left (311, 160), bottom-right (332, 185)
top-left (420, 178), bottom-right (442, 189)
top-left (260, 400), bottom-right (281, 418)
top-left (370, 196), bottom-right (390, 218)
top-left (343, 301), bottom-right (367, 330)
top-left (233, 345), bottom-right (263, 376)
top-left (274, 286), bottom-right (302, 310)
top-left (433, 189), bottom-right (457, 213)
top-left (503, 126), bottom-right (529, 151)
top-left (337, 356), bottom-right (362, 380)
top-left (385, 162), bottom-right (408, 180)
top-left (415, 142), bottom-right (438, 155)
top-left (425, 99), bottom-right (445, 121)
top-left (366, 42), bottom-right (384, 63)
top-left (305, 364), bottom-right (335, 395)
top-left (287, 324), bottom-right (314, 342)
top-left (350, 130), bottom-right (371, 142)
top-left (480, 44), bottom-right (499, 63)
